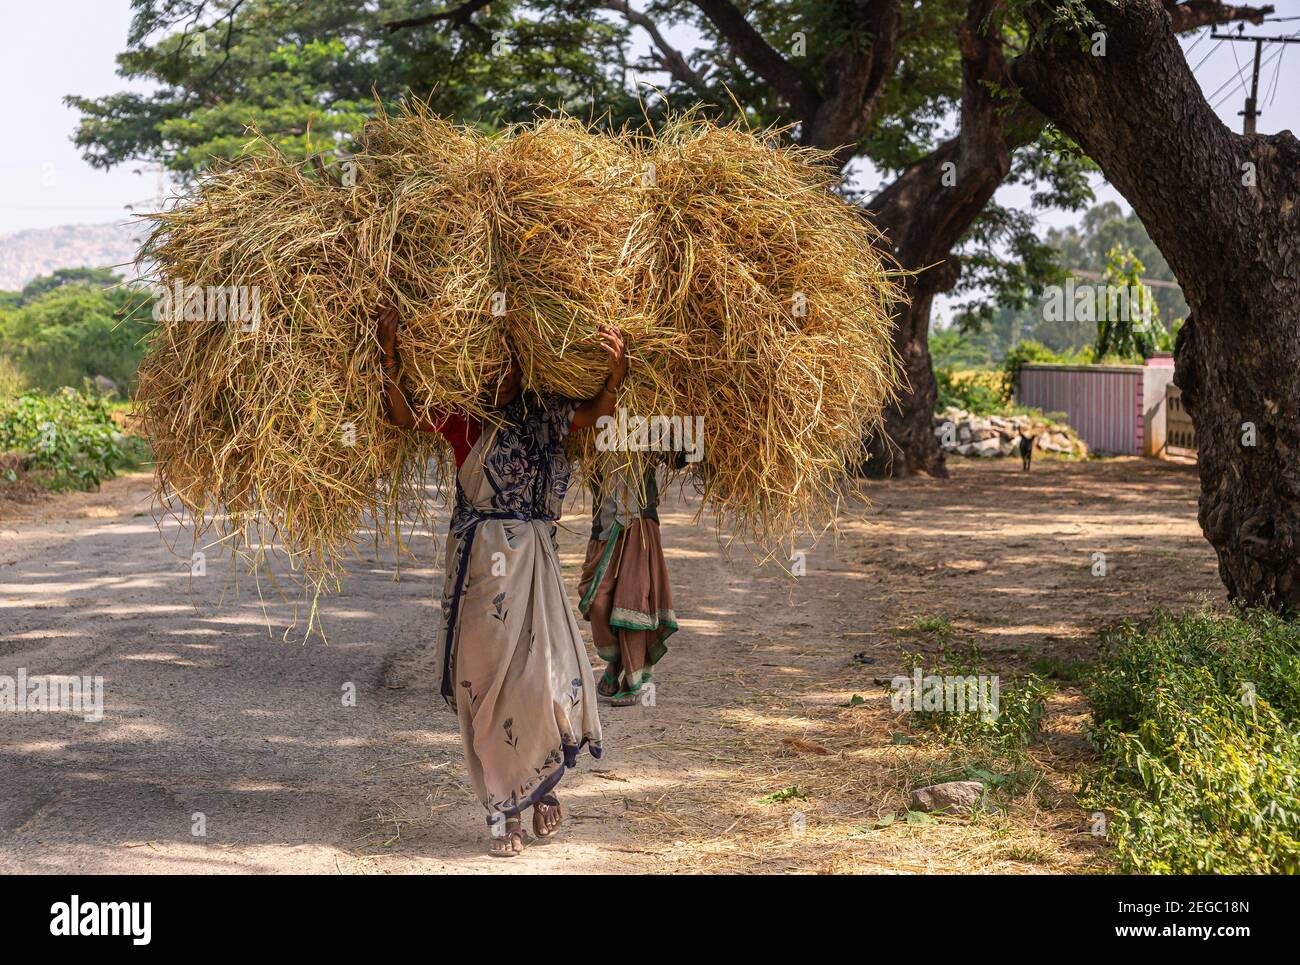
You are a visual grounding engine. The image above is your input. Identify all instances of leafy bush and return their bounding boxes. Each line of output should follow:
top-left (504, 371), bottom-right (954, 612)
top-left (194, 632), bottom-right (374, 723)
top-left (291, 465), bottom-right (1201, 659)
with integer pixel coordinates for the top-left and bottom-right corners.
top-left (0, 273), bottom-right (153, 393)
top-left (0, 388), bottom-right (135, 489)
top-left (1083, 608), bottom-right (1300, 874)
top-left (930, 327), bottom-right (995, 370)
top-left (898, 644), bottom-right (1050, 751)
top-left (935, 368), bottom-right (1011, 414)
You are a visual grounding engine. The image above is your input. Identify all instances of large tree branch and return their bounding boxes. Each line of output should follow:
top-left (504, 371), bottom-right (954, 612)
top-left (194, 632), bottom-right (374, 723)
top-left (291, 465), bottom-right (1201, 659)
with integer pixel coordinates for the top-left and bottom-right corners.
top-left (868, 0), bottom-right (1257, 274)
top-left (1164, 0), bottom-right (1273, 32)
top-left (1013, 0), bottom-right (1253, 281)
top-left (602, 0), bottom-right (709, 94)
top-left (691, 0), bottom-right (820, 119)
top-left (689, 0), bottom-right (903, 163)
top-left (386, 0), bottom-right (494, 33)
top-left (867, 0), bottom-right (1018, 271)
top-left (809, 0), bottom-right (901, 165)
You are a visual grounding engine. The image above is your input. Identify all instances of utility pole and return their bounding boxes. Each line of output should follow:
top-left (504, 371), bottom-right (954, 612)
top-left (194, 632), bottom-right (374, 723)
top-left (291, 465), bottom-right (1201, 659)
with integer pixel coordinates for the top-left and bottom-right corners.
top-left (124, 162), bottom-right (169, 213)
top-left (1210, 26), bottom-right (1300, 135)
top-left (1243, 36), bottom-right (1262, 134)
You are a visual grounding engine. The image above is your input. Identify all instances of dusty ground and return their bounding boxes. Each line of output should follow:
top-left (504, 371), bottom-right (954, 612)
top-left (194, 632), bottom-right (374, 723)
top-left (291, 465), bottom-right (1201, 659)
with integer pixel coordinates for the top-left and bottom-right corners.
top-left (0, 456), bottom-right (1220, 874)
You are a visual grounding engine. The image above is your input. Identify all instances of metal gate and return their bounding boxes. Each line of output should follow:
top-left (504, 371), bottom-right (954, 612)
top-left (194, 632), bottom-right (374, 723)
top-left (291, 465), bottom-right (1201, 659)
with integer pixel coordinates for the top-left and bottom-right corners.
top-left (1165, 383), bottom-right (1197, 456)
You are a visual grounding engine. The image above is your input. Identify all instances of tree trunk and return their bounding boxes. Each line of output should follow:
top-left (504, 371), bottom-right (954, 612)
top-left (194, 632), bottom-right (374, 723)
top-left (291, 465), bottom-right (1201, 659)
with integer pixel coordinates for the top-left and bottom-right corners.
top-left (862, 0), bottom-right (1030, 477)
top-left (861, 282), bottom-right (949, 477)
top-left (1014, 0), bottom-right (1300, 609)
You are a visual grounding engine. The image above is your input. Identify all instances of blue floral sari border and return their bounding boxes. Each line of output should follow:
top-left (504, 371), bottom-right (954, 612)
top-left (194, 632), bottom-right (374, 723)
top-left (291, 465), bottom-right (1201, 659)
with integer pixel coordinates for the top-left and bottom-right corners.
top-left (487, 736), bottom-right (604, 824)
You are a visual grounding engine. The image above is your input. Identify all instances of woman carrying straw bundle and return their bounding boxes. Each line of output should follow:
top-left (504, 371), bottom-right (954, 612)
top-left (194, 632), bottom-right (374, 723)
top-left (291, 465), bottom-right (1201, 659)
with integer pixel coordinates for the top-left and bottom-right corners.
top-left (377, 306), bottom-right (628, 857)
top-left (578, 455), bottom-right (678, 706)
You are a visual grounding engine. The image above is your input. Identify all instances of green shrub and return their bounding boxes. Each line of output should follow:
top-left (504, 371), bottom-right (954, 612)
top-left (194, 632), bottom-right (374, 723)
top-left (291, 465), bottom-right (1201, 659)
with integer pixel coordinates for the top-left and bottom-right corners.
top-left (0, 357), bottom-right (24, 399)
top-left (0, 388), bottom-right (135, 489)
top-left (930, 327), bottom-right (994, 370)
top-left (0, 276), bottom-right (153, 393)
top-left (935, 368), bottom-right (1011, 414)
top-left (1083, 608), bottom-right (1300, 874)
top-left (898, 644), bottom-right (1050, 751)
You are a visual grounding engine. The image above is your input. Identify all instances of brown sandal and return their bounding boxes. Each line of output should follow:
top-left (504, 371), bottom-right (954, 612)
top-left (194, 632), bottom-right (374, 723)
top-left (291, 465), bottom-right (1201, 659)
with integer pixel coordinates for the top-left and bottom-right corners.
top-left (489, 816), bottom-right (526, 857)
top-left (597, 669), bottom-right (621, 699)
top-left (600, 688), bottom-right (643, 707)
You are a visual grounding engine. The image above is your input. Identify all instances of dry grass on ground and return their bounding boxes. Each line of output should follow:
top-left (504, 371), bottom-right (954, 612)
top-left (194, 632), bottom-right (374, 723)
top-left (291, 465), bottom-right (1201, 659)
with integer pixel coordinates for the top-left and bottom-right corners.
top-left (601, 457), bottom-right (1220, 873)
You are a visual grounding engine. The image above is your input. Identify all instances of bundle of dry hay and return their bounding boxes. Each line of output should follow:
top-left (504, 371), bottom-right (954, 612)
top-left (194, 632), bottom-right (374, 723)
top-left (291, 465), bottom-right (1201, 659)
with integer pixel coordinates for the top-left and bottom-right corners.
top-left (358, 111), bottom-right (685, 436)
top-left (134, 103), bottom-right (901, 607)
top-left (641, 115), bottom-right (900, 546)
top-left (136, 151), bottom-right (435, 626)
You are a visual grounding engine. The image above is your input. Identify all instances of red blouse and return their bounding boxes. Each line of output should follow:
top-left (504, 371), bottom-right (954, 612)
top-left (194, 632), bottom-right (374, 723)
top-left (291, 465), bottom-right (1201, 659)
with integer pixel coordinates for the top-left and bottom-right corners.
top-left (418, 412), bottom-right (482, 468)
top-left (419, 407), bottom-right (580, 468)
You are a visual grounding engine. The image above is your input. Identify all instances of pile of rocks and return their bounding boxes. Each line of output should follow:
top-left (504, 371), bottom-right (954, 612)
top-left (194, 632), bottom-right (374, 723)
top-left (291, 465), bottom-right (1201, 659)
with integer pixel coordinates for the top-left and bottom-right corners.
top-left (933, 407), bottom-right (1087, 459)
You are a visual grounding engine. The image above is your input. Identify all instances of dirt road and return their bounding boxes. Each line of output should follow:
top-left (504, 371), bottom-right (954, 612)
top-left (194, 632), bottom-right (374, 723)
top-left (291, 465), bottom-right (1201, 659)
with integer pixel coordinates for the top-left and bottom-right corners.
top-left (0, 457), bottom-right (1219, 873)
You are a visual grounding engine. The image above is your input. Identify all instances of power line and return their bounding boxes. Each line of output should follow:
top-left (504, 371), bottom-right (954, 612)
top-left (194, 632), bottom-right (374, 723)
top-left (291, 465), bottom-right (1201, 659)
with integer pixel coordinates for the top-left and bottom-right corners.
top-left (1192, 37), bottom-right (1226, 73)
top-left (1225, 36), bottom-right (1250, 100)
top-left (1202, 27), bottom-right (1273, 104)
top-left (1207, 27), bottom-right (1300, 126)
top-left (1266, 43), bottom-right (1287, 105)
top-left (0, 204), bottom-right (139, 211)
top-left (1068, 268), bottom-right (1182, 291)
top-left (1206, 55), bottom-right (1259, 106)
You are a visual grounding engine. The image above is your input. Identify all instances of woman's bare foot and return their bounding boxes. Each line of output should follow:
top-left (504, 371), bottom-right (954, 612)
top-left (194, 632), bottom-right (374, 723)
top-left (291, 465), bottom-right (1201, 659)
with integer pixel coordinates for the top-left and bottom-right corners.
top-left (489, 816), bottom-right (526, 857)
top-left (532, 794), bottom-right (562, 839)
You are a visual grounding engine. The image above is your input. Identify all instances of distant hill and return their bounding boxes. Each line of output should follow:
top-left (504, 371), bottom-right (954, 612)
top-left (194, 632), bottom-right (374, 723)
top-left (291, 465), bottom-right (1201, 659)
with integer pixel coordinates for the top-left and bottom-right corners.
top-left (0, 222), bottom-right (145, 291)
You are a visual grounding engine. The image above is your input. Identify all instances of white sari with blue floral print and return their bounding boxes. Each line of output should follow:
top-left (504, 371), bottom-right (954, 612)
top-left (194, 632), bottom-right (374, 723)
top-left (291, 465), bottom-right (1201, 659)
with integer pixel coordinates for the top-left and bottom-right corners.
top-left (435, 393), bottom-right (603, 823)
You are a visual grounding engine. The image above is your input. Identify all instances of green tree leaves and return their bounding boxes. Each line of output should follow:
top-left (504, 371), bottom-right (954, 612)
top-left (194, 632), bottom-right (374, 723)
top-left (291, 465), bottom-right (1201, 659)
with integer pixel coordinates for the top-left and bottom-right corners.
top-left (0, 274), bottom-right (152, 392)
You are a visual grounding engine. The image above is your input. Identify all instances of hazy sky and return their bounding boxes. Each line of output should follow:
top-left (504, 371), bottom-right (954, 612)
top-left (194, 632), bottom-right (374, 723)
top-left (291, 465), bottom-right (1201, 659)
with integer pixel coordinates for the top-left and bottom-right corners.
top-left (0, 1), bottom-right (156, 235)
top-left (3, 0), bottom-right (1298, 303)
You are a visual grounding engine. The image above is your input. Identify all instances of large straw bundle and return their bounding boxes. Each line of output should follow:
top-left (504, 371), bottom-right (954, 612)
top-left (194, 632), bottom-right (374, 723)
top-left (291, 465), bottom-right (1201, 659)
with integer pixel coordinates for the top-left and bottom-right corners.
top-left (642, 116), bottom-right (900, 547)
top-left (358, 114), bottom-right (506, 420)
top-left (135, 104), bottom-right (901, 602)
top-left (356, 111), bottom-right (684, 430)
top-left (136, 152), bottom-right (436, 614)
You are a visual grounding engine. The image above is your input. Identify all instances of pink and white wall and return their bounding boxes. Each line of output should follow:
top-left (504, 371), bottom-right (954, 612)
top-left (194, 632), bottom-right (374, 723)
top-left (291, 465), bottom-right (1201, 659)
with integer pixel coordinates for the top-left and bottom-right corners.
top-left (1016, 354), bottom-right (1178, 456)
